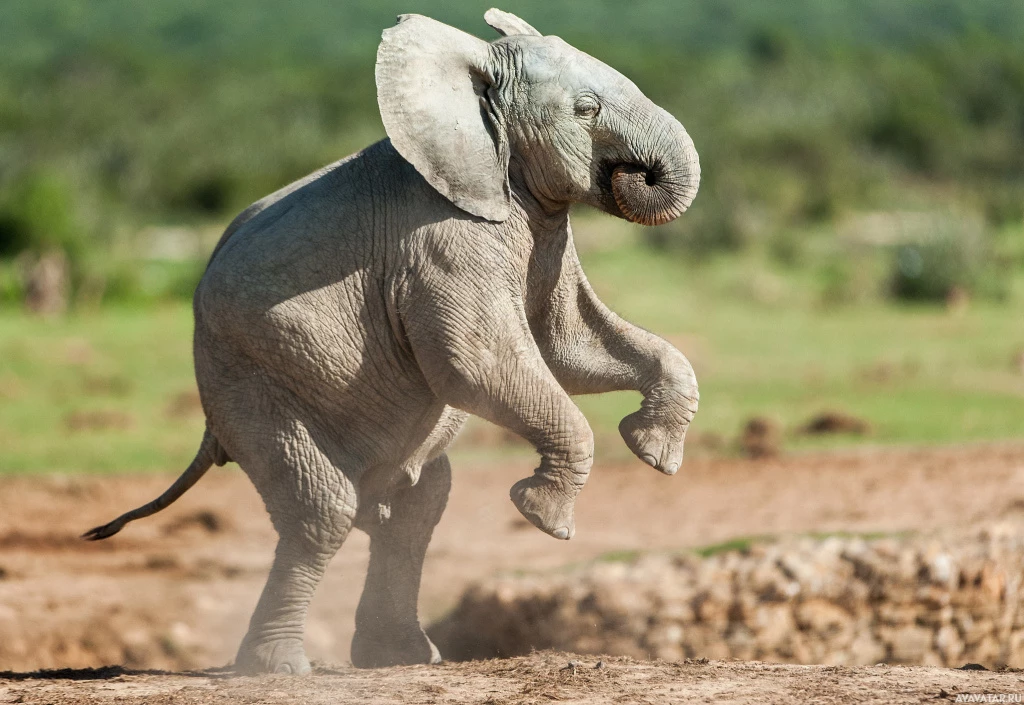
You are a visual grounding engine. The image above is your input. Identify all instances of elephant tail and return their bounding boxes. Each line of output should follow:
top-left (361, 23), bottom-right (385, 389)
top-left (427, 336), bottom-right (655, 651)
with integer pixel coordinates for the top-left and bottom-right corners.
top-left (82, 427), bottom-right (228, 541)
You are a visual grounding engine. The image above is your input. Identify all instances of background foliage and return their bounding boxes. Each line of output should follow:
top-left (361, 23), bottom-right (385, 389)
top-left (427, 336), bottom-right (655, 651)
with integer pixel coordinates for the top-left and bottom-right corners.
top-left (2, 0), bottom-right (1023, 299)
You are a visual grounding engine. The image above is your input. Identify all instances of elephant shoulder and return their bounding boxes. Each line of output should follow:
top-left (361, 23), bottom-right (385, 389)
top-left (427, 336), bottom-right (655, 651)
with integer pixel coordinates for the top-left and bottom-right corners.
top-left (204, 140), bottom-right (445, 265)
top-left (204, 152), bottom-right (365, 267)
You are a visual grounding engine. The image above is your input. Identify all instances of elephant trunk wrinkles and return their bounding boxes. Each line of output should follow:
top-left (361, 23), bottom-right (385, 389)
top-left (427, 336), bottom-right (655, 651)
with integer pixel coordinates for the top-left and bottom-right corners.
top-left (611, 120), bottom-right (700, 227)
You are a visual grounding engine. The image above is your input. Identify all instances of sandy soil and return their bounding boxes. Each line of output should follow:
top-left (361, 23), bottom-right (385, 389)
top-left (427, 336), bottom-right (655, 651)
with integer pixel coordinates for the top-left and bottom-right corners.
top-left (2, 441), bottom-right (1024, 703)
top-left (4, 655), bottom-right (1022, 704)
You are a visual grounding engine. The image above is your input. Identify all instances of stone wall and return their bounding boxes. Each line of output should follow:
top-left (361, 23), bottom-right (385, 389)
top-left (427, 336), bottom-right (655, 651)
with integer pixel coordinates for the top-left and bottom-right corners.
top-left (428, 523), bottom-right (1024, 667)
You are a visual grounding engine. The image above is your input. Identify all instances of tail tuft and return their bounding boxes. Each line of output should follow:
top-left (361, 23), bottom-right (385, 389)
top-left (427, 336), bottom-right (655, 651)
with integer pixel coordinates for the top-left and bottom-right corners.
top-left (81, 520), bottom-right (126, 541)
top-left (81, 428), bottom-right (220, 541)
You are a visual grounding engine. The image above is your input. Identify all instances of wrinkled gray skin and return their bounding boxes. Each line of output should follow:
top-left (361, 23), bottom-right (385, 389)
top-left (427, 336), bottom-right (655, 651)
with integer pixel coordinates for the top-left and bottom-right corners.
top-left (85, 10), bottom-right (700, 674)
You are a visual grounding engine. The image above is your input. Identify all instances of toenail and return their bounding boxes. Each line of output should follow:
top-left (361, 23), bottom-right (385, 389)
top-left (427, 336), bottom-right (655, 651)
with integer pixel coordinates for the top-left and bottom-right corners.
top-left (640, 454), bottom-right (657, 467)
top-left (552, 527), bottom-right (569, 540)
top-left (664, 462), bottom-right (678, 475)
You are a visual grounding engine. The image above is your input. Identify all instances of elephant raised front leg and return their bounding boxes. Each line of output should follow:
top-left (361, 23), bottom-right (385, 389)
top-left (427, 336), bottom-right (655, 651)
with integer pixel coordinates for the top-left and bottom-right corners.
top-left (536, 244), bottom-right (698, 474)
top-left (456, 349), bottom-right (593, 540)
top-left (350, 454), bottom-right (451, 667)
top-left (405, 291), bottom-right (594, 540)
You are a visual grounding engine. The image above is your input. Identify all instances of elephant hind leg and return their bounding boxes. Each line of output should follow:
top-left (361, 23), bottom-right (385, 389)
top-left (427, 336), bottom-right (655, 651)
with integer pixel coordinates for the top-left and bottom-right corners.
top-left (351, 454), bottom-right (451, 668)
top-left (235, 532), bottom-right (349, 674)
top-left (232, 416), bottom-right (358, 675)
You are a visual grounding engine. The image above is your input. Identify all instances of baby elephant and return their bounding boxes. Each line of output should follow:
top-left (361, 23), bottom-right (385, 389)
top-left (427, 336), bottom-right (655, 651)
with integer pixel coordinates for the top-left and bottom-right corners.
top-left (85, 9), bottom-right (700, 674)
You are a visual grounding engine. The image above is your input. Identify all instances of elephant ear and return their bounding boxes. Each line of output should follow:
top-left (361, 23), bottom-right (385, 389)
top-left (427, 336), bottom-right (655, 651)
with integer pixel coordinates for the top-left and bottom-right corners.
top-left (484, 8), bottom-right (541, 37)
top-left (376, 14), bottom-right (510, 222)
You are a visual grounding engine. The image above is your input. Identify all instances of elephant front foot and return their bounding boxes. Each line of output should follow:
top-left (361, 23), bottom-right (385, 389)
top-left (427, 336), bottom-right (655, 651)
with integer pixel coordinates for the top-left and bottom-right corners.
top-left (619, 410), bottom-right (688, 476)
top-left (509, 474), bottom-right (578, 540)
top-left (351, 626), bottom-right (441, 668)
top-left (235, 636), bottom-right (311, 675)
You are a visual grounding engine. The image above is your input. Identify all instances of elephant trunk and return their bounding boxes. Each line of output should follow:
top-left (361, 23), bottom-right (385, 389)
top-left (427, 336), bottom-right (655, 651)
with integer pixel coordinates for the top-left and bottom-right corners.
top-left (611, 119), bottom-right (700, 227)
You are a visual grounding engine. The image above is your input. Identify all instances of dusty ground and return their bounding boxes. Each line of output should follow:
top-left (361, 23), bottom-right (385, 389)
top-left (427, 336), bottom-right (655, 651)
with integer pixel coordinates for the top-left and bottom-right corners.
top-left (3, 655), bottom-right (1023, 704)
top-left (2, 441), bottom-right (1024, 702)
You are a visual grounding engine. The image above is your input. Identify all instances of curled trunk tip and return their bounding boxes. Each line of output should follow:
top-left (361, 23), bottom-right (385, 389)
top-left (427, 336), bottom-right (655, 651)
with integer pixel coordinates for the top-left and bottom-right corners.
top-left (611, 163), bottom-right (699, 227)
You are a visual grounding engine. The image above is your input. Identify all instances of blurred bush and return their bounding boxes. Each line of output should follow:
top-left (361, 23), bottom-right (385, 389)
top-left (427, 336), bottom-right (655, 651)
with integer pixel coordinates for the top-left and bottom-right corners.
top-left (888, 215), bottom-right (1007, 303)
top-left (0, 171), bottom-right (80, 258)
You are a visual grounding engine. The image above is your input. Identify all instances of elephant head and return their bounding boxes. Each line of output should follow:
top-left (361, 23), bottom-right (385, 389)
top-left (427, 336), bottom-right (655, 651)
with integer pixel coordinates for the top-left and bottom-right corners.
top-left (376, 8), bottom-right (700, 225)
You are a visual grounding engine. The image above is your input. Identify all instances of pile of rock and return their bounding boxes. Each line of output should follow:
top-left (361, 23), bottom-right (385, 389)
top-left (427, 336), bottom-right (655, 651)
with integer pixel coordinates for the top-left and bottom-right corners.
top-left (428, 523), bottom-right (1024, 667)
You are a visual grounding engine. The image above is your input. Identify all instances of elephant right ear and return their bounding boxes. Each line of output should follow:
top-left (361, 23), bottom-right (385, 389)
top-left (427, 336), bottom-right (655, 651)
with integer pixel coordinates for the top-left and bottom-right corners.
top-left (376, 14), bottom-right (511, 223)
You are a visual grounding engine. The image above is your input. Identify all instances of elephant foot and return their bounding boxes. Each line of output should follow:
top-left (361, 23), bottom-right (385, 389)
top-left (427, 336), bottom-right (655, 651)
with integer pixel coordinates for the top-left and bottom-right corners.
top-left (619, 411), bottom-right (686, 476)
top-left (351, 626), bottom-right (441, 668)
top-left (235, 636), bottom-right (311, 675)
top-left (509, 475), bottom-right (576, 540)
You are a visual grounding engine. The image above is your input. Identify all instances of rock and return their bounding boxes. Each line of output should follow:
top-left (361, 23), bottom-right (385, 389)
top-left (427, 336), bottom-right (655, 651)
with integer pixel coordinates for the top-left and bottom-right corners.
top-left (750, 562), bottom-right (792, 602)
top-left (934, 624), bottom-right (964, 663)
top-left (726, 625), bottom-right (758, 661)
top-left (1005, 631), bottom-right (1024, 668)
top-left (875, 603), bottom-right (919, 627)
top-left (880, 625), bottom-right (932, 663)
top-left (751, 604), bottom-right (795, 651)
top-left (693, 592), bottom-right (730, 630)
top-left (686, 626), bottom-right (731, 660)
top-left (916, 603), bottom-right (953, 628)
top-left (848, 630), bottom-right (886, 665)
top-left (652, 643), bottom-right (685, 661)
top-left (922, 550), bottom-right (956, 587)
top-left (965, 634), bottom-right (1001, 666)
top-left (796, 600), bottom-right (852, 637)
top-left (646, 621), bottom-right (685, 653)
top-left (978, 563), bottom-right (1006, 600)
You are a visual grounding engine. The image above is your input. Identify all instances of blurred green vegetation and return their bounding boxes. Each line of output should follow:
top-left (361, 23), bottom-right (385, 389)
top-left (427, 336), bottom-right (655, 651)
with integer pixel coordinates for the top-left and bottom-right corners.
top-left (0, 0), bottom-right (1022, 302)
top-left (1, 1), bottom-right (1024, 472)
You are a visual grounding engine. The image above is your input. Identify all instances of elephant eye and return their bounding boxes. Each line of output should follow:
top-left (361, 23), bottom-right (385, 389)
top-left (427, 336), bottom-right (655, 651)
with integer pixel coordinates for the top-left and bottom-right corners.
top-left (574, 95), bottom-right (600, 118)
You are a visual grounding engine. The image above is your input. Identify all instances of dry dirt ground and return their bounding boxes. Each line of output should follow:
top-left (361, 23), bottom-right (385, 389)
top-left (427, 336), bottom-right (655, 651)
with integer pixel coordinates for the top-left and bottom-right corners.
top-left (3, 442), bottom-right (1024, 703)
top-left (4, 656), bottom-right (1023, 704)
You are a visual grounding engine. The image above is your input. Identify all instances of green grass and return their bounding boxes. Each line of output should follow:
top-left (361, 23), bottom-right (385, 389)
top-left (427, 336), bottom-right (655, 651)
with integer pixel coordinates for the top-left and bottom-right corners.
top-left (687, 531), bottom-right (912, 558)
top-left (555, 531), bottom-right (912, 573)
top-left (2, 237), bottom-right (1024, 474)
top-left (691, 537), bottom-right (764, 558)
top-left (595, 549), bottom-right (643, 564)
top-left (0, 304), bottom-right (203, 473)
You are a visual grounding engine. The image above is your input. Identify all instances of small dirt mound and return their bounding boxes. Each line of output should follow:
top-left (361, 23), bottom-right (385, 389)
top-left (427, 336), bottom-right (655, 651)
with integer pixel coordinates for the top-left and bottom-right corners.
top-left (799, 411), bottom-right (871, 436)
top-left (685, 430), bottom-right (727, 456)
top-left (165, 389), bottom-right (204, 419)
top-left (739, 417), bottom-right (781, 458)
top-left (64, 410), bottom-right (135, 432)
top-left (162, 510), bottom-right (226, 536)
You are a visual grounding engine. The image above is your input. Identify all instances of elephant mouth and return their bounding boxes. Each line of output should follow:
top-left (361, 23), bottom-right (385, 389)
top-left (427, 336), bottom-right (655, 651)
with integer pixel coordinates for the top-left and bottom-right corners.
top-left (603, 160), bottom-right (698, 227)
